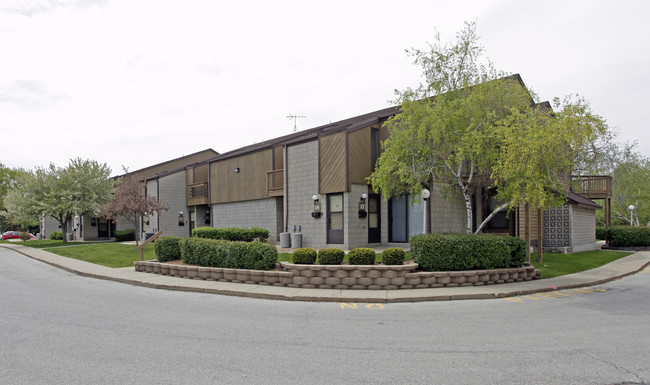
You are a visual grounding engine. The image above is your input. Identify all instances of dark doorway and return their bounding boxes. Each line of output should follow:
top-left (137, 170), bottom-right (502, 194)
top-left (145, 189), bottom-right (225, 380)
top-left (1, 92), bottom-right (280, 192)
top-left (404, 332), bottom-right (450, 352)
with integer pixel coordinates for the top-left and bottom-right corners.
top-left (368, 194), bottom-right (381, 243)
top-left (327, 193), bottom-right (344, 244)
top-left (97, 218), bottom-right (115, 238)
top-left (389, 196), bottom-right (408, 242)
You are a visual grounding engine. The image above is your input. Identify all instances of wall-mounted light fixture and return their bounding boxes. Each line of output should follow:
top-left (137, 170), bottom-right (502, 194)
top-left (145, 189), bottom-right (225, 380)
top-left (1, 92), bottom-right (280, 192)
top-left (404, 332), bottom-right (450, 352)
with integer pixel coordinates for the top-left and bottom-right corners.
top-left (311, 194), bottom-right (322, 218)
top-left (234, 167), bottom-right (240, 173)
top-left (90, 218), bottom-right (96, 227)
top-left (144, 212), bottom-right (150, 226)
top-left (421, 188), bottom-right (430, 234)
top-left (358, 193), bottom-right (368, 218)
top-left (204, 209), bottom-right (210, 224)
top-left (178, 211), bottom-right (185, 226)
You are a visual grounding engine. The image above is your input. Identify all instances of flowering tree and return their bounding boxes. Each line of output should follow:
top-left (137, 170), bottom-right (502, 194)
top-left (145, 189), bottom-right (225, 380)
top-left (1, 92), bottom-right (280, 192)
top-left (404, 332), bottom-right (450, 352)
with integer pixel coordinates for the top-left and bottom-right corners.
top-left (99, 173), bottom-right (168, 245)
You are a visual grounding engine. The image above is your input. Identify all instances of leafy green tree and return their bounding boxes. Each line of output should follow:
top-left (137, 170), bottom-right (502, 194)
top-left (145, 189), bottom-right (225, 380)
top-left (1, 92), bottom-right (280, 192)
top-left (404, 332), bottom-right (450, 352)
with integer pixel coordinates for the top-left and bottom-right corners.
top-left (0, 163), bottom-right (22, 231)
top-left (18, 158), bottom-right (115, 243)
top-left (370, 21), bottom-right (610, 237)
top-left (610, 148), bottom-right (650, 226)
top-left (1, 170), bottom-right (39, 236)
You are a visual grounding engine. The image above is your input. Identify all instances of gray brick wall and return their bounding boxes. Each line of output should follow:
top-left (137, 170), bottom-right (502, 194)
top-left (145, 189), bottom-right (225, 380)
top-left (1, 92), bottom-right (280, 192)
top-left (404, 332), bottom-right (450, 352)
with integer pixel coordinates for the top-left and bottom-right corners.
top-left (287, 141), bottom-right (327, 248)
top-left (429, 185), bottom-right (467, 233)
top-left (211, 197), bottom-right (282, 243)
top-left (346, 183), bottom-right (370, 249)
top-left (156, 171), bottom-right (190, 238)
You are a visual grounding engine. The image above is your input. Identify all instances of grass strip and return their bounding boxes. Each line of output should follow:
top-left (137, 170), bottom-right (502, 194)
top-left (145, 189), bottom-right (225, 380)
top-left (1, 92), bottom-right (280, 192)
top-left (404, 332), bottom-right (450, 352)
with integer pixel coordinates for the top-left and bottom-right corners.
top-left (44, 243), bottom-right (156, 268)
top-left (530, 250), bottom-right (632, 278)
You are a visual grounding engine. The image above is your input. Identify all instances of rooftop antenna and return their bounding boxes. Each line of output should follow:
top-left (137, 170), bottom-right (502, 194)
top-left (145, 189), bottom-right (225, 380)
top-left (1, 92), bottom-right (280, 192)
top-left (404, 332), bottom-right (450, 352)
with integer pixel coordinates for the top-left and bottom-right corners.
top-left (287, 113), bottom-right (306, 132)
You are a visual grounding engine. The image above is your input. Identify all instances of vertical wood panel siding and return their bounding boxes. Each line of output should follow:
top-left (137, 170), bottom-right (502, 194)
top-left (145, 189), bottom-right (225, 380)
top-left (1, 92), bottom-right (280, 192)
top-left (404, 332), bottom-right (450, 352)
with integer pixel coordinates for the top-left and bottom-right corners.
top-left (348, 127), bottom-right (371, 187)
top-left (319, 132), bottom-right (346, 194)
top-left (210, 149), bottom-right (273, 204)
top-left (194, 164), bottom-right (209, 183)
top-left (273, 146), bottom-right (283, 170)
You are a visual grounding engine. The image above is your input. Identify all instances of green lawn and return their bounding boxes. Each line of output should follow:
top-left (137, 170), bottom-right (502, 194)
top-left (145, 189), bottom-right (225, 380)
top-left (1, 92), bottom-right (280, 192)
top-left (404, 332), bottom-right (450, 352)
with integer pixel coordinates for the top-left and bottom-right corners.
top-left (529, 250), bottom-right (632, 278)
top-left (0, 239), bottom-right (113, 249)
top-left (44, 243), bottom-right (156, 268)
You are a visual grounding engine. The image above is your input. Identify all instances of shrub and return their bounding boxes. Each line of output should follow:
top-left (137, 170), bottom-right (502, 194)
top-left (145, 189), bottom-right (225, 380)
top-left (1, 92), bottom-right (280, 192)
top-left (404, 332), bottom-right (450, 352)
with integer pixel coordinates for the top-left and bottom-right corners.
top-left (192, 226), bottom-right (270, 243)
top-left (154, 236), bottom-right (183, 262)
top-left (500, 235), bottom-right (527, 267)
top-left (291, 248), bottom-right (317, 264)
top-left (20, 232), bottom-right (32, 241)
top-left (179, 238), bottom-right (277, 270)
top-left (595, 227), bottom-right (607, 241)
top-left (50, 231), bottom-right (63, 240)
top-left (381, 247), bottom-right (405, 265)
top-left (317, 248), bottom-right (345, 265)
top-left (115, 230), bottom-right (135, 242)
top-left (605, 226), bottom-right (650, 247)
top-left (410, 233), bottom-right (523, 271)
top-left (347, 248), bottom-right (376, 265)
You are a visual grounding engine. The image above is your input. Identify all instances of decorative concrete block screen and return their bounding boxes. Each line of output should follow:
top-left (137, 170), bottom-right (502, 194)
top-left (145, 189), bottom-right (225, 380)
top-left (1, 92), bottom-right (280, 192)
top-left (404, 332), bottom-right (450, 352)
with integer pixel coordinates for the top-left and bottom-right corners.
top-left (134, 261), bottom-right (540, 290)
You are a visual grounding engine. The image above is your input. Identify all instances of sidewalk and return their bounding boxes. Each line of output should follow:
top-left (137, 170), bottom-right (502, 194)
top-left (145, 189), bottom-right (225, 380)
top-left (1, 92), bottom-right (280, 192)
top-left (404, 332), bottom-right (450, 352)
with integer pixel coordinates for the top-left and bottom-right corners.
top-left (3, 243), bottom-right (649, 303)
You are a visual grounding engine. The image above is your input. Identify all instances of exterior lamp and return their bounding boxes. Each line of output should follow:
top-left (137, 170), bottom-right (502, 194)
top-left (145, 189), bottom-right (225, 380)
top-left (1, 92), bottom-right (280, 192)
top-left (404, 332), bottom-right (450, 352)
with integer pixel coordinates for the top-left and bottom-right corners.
top-left (144, 212), bottom-right (150, 226)
top-left (358, 193), bottom-right (368, 218)
top-left (204, 209), bottom-right (210, 224)
top-left (178, 211), bottom-right (185, 226)
top-left (628, 205), bottom-right (635, 225)
top-left (90, 217), bottom-right (96, 227)
top-left (312, 195), bottom-right (322, 218)
top-left (421, 188), bottom-right (430, 234)
top-left (234, 167), bottom-right (240, 173)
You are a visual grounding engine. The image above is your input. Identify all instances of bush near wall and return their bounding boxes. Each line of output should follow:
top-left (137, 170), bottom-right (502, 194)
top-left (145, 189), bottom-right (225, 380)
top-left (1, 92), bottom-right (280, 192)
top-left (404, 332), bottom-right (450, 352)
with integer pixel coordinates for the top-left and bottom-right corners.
top-left (179, 237), bottom-right (277, 270)
top-left (596, 227), bottom-right (607, 241)
top-left (49, 231), bottom-right (63, 240)
top-left (410, 233), bottom-right (527, 272)
top-left (317, 248), bottom-right (345, 265)
top-left (192, 226), bottom-right (270, 243)
top-left (115, 230), bottom-right (136, 242)
top-left (291, 248), bottom-right (317, 264)
top-left (604, 226), bottom-right (650, 247)
top-left (347, 248), bottom-right (376, 265)
top-left (382, 247), bottom-right (406, 265)
top-left (154, 236), bottom-right (183, 262)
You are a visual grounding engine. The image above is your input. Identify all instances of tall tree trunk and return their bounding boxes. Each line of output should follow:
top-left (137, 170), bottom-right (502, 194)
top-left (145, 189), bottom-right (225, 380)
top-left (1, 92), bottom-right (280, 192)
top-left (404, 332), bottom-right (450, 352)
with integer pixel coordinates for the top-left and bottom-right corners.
top-left (134, 213), bottom-right (140, 246)
top-left (61, 215), bottom-right (68, 244)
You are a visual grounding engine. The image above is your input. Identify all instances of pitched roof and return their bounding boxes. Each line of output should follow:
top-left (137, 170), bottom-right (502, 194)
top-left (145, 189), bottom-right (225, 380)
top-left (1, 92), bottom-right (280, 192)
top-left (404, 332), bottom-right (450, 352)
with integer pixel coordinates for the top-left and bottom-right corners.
top-left (567, 190), bottom-right (602, 209)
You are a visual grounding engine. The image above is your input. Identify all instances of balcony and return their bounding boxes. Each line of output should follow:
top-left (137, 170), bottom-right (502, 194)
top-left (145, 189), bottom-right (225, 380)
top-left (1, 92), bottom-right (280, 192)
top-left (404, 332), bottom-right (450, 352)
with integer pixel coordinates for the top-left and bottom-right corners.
top-left (571, 175), bottom-right (612, 199)
top-left (266, 169), bottom-right (284, 196)
top-left (187, 182), bottom-right (209, 206)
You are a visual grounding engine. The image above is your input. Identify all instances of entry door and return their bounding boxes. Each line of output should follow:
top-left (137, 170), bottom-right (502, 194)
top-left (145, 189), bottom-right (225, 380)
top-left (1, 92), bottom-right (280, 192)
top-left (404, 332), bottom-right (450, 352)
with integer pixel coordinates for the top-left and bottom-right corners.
top-left (98, 218), bottom-right (109, 238)
top-left (327, 193), bottom-right (344, 244)
top-left (389, 196), bottom-right (408, 242)
top-left (368, 194), bottom-right (381, 243)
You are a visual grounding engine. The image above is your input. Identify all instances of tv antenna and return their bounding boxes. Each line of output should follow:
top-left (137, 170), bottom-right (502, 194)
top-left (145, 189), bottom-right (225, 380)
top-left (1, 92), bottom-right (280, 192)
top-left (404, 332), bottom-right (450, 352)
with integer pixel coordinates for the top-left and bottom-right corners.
top-left (287, 113), bottom-right (306, 132)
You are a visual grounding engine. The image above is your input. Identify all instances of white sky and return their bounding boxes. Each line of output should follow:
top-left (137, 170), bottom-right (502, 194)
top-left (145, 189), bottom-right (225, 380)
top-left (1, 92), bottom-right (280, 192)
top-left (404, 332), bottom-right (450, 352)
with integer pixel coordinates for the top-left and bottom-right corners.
top-left (1, 0), bottom-right (648, 176)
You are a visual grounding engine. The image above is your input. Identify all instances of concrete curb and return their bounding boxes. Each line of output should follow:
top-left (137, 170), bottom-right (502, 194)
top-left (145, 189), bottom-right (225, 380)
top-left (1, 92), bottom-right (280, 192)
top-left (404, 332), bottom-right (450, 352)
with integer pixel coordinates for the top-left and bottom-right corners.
top-left (2, 244), bottom-right (649, 303)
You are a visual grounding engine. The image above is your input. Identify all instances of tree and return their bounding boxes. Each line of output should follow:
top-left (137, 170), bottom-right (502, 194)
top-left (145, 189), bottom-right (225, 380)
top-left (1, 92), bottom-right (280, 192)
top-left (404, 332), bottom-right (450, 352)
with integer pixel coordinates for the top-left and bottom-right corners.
top-left (610, 147), bottom-right (650, 226)
top-left (20, 158), bottom-right (114, 243)
top-left (1, 170), bottom-right (39, 236)
top-left (369, 21), bottom-right (610, 237)
top-left (99, 173), bottom-right (168, 245)
top-left (0, 163), bottom-right (23, 231)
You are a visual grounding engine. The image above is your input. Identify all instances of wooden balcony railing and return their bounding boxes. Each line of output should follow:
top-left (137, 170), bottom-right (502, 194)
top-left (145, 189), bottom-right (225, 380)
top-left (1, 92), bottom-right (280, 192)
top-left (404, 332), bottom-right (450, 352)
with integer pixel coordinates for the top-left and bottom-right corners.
top-left (571, 175), bottom-right (612, 199)
top-left (266, 169), bottom-right (284, 196)
top-left (187, 182), bottom-right (209, 206)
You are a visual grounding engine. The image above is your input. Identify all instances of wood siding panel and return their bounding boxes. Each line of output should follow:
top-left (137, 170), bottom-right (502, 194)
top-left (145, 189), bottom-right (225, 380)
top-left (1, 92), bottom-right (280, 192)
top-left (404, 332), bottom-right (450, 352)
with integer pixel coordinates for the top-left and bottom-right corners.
top-left (210, 150), bottom-right (273, 204)
top-left (194, 164), bottom-right (209, 183)
top-left (273, 146), bottom-right (283, 170)
top-left (319, 132), bottom-right (346, 194)
top-left (348, 127), bottom-right (371, 187)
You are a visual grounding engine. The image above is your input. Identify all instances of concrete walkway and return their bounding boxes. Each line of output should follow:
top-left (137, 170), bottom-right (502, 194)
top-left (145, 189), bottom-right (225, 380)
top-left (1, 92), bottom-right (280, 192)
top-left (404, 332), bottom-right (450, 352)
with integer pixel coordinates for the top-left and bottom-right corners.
top-left (2, 243), bottom-right (649, 303)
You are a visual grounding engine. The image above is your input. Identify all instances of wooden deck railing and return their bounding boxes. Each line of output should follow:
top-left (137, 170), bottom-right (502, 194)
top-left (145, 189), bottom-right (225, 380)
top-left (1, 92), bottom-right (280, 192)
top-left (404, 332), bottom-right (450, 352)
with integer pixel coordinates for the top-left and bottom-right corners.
top-left (266, 169), bottom-right (283, 196)
top-left (187, 182), bottom-right (209, 206)
top-left (571, 175), bottom-right (612, 199)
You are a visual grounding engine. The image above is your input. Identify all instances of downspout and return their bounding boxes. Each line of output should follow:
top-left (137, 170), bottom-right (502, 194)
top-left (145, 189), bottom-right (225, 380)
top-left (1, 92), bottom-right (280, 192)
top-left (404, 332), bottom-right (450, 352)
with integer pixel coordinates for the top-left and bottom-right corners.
top-left (208, 161), bottom-right (212, 225)
top-left (156, 177), bottom-right (161, 231)
top-left (283, 145), bottom-right (289, 233)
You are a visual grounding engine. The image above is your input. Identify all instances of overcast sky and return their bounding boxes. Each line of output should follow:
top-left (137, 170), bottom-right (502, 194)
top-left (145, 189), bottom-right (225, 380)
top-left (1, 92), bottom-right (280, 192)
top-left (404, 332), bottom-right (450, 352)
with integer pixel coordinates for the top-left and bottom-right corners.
top-left (1, 0), bottom-right (648, 176)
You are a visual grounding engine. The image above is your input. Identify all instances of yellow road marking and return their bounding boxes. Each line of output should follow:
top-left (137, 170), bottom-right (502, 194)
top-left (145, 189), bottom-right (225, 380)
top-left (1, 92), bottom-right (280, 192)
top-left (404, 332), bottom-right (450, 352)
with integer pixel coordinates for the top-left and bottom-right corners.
top-left (504, 287), bottom-right (607, 303)
top-left (339, 303), bottom-right (385, 310)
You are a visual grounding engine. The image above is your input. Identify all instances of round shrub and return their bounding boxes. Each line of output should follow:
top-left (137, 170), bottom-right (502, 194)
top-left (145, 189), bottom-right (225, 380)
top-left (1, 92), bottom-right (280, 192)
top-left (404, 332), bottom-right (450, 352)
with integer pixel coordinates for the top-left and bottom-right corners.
top-left (291, 248), bottom-right (317, 264)
top-left (49, 231), bottom-right (63, 240)
top-left (347, 248), bottom-right (376, 265)
top-left (154, 236), bottom-right (183, 262)
top-left (381, 247), bottom-right (405, 265)
top-left (317, 248), bottom-right (345, 265)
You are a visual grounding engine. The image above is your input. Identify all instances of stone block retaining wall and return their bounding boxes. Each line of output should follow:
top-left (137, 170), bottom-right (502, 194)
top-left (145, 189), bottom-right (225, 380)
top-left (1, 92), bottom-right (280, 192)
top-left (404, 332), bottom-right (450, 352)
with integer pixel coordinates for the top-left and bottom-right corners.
top-left (134, 261), bottom-right (540, 290)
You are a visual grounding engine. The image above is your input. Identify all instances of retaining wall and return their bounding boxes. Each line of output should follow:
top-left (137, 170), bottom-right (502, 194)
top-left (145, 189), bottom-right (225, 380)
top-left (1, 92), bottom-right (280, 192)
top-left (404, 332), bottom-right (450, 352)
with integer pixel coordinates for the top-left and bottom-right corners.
top-left (134, 261), bottom-right (540, 290)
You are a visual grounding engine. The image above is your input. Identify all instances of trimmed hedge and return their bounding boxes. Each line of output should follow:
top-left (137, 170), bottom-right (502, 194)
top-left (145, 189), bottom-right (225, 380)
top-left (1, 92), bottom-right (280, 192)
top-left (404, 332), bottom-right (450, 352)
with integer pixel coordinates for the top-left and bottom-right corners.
top-left (291, 248), bottom-right (317, 264)
top-left (50, 231), bottom-right (63, 240)
top-left (317, 248), bottom-right (345, 265)
top-left (595, 227), bottom-right (607, 241)
top-left (382, 247), bottom-right (405, 265)
top-left (154, 236), bottom-right (183, 262)
top-left (115, 229), bottom-right (135, 242)
top-left (410, 233), bottom-right (527, 272)
top-left (348, 248), bottom-right (376, 265)
top-left (604, 226), bottom-right (650, 247)
top-left (179, 237), bottom-right (277, 270)
top-left (192, 226), bottom-right (270, 243)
